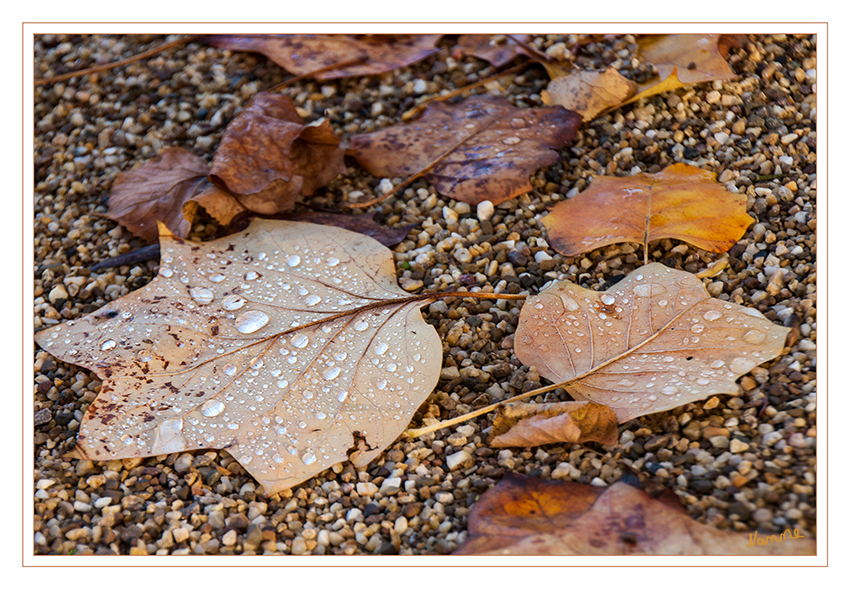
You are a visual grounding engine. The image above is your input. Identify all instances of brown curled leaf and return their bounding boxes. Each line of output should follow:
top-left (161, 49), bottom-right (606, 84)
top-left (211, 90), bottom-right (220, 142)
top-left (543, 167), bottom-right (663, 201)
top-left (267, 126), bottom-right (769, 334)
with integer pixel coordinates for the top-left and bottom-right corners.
top-left (210, 93), bottom-right (345, 215)
top-left (490, 401), bottom-right (618, 447)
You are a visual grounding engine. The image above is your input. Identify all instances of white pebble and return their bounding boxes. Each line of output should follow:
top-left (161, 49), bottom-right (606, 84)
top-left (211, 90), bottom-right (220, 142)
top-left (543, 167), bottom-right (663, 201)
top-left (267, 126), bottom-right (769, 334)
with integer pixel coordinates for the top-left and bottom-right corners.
top-left (476, 200), bottom-right (495, 222)
top-left (413, 79), bottom-right (428, 94)
top-left (377, 178), bottom-right (394, 195)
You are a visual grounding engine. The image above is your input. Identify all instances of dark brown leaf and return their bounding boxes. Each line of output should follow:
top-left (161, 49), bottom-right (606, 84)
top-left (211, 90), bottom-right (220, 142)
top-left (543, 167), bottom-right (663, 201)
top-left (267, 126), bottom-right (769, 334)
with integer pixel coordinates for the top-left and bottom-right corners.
top-left (205, 34), bottom-right (441, 80)
top-left (104, 147), bottom-right (208, 243)
top-left (350, 95), bottom-right (581, 206)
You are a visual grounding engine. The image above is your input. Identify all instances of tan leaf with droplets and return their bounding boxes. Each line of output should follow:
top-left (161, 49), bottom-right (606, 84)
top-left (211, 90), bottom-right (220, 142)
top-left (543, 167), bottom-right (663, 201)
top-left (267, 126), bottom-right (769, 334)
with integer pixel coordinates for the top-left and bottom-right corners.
top-left (490, 401), bottom-right (618, 447)
top-left (542, 163), bottom-right (753, 259)
top-left (34, 220), bottom-right (442, 496)
top-left (515, 264), bottom-right (789, 423)
top-left (542, 67), bottom-right (638, 121)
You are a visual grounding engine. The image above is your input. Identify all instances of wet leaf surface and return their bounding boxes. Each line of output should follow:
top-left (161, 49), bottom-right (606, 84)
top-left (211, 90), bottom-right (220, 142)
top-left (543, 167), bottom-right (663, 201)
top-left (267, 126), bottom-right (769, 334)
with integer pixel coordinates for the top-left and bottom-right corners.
top-left (210, 93), bottom-right (345, 215)
top-left (454, 473), bottom-right (816, 555)
top-left (350, 95), bottom-right (581, 206)
top-left (104, 147), bottom-right (208, 243)
top-left (204, 34), bottom-right (441, 80)
top-left (514, 263), bottom-right (789, 422)
top-left (542, 163), bottom-right (753, 258)
top-left (490, 400), bottom-right (618, 447)
top-left (35, 220), bottom-right (442, 495)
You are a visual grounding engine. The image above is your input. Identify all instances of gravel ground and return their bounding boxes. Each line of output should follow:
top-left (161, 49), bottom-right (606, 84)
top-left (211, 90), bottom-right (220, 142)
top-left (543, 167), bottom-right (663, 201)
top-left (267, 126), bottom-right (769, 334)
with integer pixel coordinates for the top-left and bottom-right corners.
top-left (32, 33), bottom-right (816, 555)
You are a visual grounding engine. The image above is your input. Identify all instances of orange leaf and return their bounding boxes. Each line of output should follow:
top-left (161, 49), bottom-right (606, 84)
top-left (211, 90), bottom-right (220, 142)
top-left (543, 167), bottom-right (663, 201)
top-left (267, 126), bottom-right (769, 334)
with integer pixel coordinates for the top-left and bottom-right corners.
top-left (490, 401), bottom-right (618, 447)
top-left (205, 34), bottom-right (441, 80)
top-left (104, 147), bottom-right (207, 243)
top-left (210, 93), bottom-right (345, 215)
top-left (542, 163), bottom-right (752, 259)
top-left (350, 96), bottom-right (581, 206)
top-left (639, 34), bottom-right (738, 87)
top-left (454, 474), bottom-right (815, 555)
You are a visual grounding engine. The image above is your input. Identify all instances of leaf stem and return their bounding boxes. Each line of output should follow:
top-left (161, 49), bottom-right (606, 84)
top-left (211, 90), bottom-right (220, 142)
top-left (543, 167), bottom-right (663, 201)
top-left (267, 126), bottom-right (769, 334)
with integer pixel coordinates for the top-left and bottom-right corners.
top-left (401, 61), bottom-right (530, 122)
top-left (404, 381), bottom-right (566, 438)
top-left (266, 56), bottom-right (368, 92)
top-left (347, 118), bottom-right (498, 210)
top-left (34, 35), bottom-right (198, 86)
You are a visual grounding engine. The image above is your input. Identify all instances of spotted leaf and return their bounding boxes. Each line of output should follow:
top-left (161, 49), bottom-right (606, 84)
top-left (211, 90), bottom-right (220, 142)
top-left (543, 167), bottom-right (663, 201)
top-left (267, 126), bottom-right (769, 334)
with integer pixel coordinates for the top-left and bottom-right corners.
top-left (34, 220), bottom-right (442, 495)
top-left (515, 263), bottom-right (789, 422)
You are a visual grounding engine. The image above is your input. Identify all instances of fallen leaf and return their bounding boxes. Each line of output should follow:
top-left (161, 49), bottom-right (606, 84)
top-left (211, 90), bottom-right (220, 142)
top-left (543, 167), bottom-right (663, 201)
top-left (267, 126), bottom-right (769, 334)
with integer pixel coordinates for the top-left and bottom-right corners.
top-left (541, 67), bottom-right (638, 121)
top-left (183, 179), bottom-right (248, 228)
top-left (639, 34), bottom-right (738, 87)
top-left (104, 147), bottom-right (208, 243)
top-left (210, 93), bottom-right (345, 215)
top-left (621, 34), bottom-right (738, 105)
top-left (542, 163), bottom-right (753, 260)
top-left (205, 34), bottom-right (441, 80)
top-left (34, 220), bottom-right (442, 495)
top-left (490, 401), bottom-right (617, 447)
top-left (454, 473), bottom-right (815, 555)
top-left (350, 95), bottom-right (581, 206)
top-left (514, 263), bottom-right (789, 422)
top-left (457, 34), bottom-right (532, 67)
top-left (221, 211), bottom-right (414, 248)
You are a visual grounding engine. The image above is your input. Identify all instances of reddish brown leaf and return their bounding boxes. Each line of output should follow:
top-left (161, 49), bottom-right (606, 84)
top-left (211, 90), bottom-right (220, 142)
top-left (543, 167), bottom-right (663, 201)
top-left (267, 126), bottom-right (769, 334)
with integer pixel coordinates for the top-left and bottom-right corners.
top-left (210, 93), bottom-right (345, 215)
top-left (205, 34), bottom-right (441, 80)
top-left (350, 96), bottom-right (581, 206)
top-left (457, 34), bottom-right (532, 67)
top-left (490, 401), bottom-right (618, 447)
top-left (455, 474), bottom-right (816, 555)
top-left (542, 163), bottom-right (753, 259)
top-left (183, 179), bottom-right (249, 227)
top-left (104, 147), bottom-right (208, 243)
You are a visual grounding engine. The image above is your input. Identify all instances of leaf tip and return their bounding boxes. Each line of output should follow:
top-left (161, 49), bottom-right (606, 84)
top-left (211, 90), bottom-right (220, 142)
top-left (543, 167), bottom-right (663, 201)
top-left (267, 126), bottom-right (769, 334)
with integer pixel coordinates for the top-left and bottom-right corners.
top-left (157, 221), bottom-right (175, 238)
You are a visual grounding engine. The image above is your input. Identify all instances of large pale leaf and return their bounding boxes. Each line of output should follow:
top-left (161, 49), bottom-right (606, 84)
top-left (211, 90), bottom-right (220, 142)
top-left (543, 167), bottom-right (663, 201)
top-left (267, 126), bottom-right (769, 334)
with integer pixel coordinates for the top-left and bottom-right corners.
top-left (515, 264), bottom-right (789, 422)
top-left (454, 474), bottom-right (815, 555)
top-left (34, 220), bottom-right (442, 495)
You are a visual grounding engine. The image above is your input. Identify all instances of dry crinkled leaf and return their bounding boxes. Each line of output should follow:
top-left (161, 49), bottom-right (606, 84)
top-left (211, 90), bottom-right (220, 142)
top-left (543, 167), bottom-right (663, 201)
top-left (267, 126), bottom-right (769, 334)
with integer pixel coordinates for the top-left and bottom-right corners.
top-left (104, 147), bottom-right (208, 243)
top-left (542, 67), bottom-right (638, 121)
top-left (183, 180), bottom-right (248, 228)
top-left (490, 401), bottom-right (618, 447)
top-left (205, 34), bottom-right (441, 80)
top-left (515, 263), bottom-right (789, 423)
top-left (542, 163), bottom-right (753, 258)
top-left (350, 96), bottom-right (581, 206)
top-left (34, 220), bottom-right (442, 495)
top-left (210, 93), bottom-right (345, 215)
top-left (454, 473), bottom-right (815, 555)
top-left (457, 34), bottom-right (532, 67)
